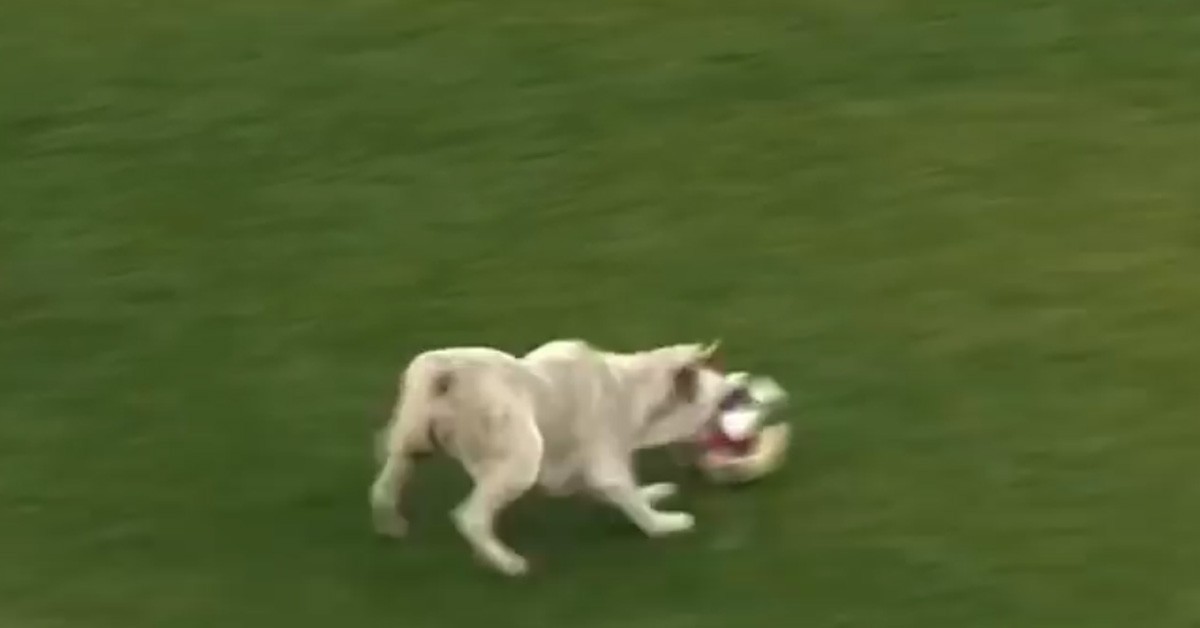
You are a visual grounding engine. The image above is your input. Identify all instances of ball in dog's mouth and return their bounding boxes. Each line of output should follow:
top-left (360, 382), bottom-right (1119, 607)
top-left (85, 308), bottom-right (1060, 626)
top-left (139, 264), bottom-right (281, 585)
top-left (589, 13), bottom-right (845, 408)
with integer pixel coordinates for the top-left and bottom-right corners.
top-left (693, 372), bottom-right (791, 484)
top-left (698, 422), bottom-right (791, 484)
top-left (699, 393), bottom-right (761, 458)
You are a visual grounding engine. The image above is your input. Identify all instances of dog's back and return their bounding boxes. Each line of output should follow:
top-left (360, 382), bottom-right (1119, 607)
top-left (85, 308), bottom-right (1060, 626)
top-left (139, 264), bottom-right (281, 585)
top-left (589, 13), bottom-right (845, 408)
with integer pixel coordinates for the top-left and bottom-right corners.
top-left (522, 339), bottom-right (609, 439)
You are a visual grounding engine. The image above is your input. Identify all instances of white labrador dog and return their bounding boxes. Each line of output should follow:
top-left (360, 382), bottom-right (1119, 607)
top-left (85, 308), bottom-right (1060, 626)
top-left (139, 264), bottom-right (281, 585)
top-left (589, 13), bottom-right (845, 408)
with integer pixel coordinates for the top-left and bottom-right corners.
top-left (369, 339), bottom-right (737, 576)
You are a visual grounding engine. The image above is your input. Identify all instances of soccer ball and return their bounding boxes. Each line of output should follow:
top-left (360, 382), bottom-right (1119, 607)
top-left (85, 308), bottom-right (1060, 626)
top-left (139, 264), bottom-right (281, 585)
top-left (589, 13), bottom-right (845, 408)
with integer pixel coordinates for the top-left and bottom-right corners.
top-left (697, 374), bottom-right (792, 485)
top-left (699, 423), bottom-right (791, 485)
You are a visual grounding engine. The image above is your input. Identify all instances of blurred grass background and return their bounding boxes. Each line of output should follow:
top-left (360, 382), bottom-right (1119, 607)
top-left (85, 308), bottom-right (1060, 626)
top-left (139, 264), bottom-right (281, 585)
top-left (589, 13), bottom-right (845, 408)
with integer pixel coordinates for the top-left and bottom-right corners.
top-left (2, 0), bottom-right (1199, 626)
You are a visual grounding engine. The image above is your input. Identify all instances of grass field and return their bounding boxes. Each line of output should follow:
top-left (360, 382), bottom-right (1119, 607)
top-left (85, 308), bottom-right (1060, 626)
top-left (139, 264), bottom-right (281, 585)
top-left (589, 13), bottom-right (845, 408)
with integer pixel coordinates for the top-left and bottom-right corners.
top-left (3, 0), bottom-right (1200, 625)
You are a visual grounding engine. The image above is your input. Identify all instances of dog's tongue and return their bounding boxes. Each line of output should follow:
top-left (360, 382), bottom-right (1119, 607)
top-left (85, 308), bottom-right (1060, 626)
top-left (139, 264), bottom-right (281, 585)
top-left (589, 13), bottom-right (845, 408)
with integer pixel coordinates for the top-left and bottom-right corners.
top-left (703, 422), bottom-right (755, 455)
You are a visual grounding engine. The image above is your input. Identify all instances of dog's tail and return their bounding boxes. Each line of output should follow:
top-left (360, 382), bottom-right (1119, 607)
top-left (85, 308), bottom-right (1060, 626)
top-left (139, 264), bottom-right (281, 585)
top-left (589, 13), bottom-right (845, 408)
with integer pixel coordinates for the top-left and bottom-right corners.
top-left (370, 354), bottom-right (455, 534)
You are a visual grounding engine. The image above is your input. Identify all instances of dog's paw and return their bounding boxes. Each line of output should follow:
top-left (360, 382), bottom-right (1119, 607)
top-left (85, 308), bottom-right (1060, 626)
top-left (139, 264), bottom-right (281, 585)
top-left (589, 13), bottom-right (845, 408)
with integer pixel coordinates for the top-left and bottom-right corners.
top-left (372, 511), bottom-right (408, 539)
top-left (646, 511), bottom-right (695, 537)
top-left (638, 483), bottom-right (678, 506)
top-left (491, 553), bottom-right (530, 577)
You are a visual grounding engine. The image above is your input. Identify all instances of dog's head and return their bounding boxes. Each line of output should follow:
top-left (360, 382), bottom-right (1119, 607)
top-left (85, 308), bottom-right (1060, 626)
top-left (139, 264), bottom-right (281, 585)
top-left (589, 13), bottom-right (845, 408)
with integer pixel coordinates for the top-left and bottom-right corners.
top-left (624, 340), bottom-right (747, 449)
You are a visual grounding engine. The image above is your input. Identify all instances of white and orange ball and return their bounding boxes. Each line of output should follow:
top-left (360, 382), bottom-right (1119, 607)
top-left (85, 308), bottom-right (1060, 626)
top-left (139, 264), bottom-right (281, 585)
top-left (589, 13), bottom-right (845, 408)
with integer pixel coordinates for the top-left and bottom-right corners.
top-left (697, 374), bottom-right (792, 485)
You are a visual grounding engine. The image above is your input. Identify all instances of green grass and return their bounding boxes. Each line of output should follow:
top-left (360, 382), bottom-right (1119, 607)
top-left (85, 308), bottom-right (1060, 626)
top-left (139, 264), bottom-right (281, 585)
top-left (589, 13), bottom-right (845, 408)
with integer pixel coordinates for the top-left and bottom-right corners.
top-left (3, 0), bottom-right (1200, 625)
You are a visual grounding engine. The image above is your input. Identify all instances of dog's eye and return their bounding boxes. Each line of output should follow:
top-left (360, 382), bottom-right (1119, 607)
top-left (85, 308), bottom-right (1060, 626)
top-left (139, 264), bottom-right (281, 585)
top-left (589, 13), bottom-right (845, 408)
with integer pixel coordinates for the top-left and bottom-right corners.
top-left (718, 387), bottom-right (753, 411)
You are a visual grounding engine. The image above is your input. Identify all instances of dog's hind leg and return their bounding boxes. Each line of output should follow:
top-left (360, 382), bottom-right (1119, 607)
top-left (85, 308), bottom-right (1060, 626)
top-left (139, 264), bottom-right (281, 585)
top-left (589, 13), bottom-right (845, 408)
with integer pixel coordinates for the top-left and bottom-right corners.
top-left (452, 471), bottom-right (536, 577)
top-left (370, 361), bottom-right (449, 538)
top-left (452, 412), bottom-right (543, 577)
top-left (370, 453), bottom-right (413, 538)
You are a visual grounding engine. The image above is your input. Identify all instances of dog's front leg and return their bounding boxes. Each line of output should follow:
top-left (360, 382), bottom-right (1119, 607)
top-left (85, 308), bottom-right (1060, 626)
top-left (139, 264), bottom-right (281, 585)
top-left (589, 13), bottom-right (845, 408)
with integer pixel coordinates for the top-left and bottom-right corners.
top-left (637, 482), bottom-right (679, 506)
top-left (585, 458), bottom-right (693, 537)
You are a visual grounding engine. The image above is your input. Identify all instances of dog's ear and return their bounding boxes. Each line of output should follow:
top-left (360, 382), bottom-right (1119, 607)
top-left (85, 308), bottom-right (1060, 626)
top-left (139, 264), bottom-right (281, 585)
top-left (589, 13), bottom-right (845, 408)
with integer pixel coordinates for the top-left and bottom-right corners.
top-left (672, 364), bottom-right (700, 403)
top-left (695, 339), bottom-right (723, 371)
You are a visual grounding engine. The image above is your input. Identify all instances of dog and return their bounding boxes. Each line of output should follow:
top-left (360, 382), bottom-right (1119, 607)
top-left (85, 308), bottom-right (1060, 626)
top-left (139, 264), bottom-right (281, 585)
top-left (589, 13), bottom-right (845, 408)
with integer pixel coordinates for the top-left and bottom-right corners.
top-left (368, 338), bottom-right (739, 576)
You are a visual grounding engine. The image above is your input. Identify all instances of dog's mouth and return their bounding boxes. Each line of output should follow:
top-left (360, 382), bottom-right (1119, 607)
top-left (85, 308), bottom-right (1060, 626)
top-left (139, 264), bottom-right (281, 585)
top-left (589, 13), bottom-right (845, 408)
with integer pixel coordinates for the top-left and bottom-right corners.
top-left (695, 385), bottom-right (756, 450)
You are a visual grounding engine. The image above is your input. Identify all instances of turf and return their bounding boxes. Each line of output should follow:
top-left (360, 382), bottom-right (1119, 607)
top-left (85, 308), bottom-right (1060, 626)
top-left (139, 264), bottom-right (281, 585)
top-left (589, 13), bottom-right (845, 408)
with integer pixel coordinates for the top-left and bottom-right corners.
top-left (2, 0), bottom-right (1200, 625)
